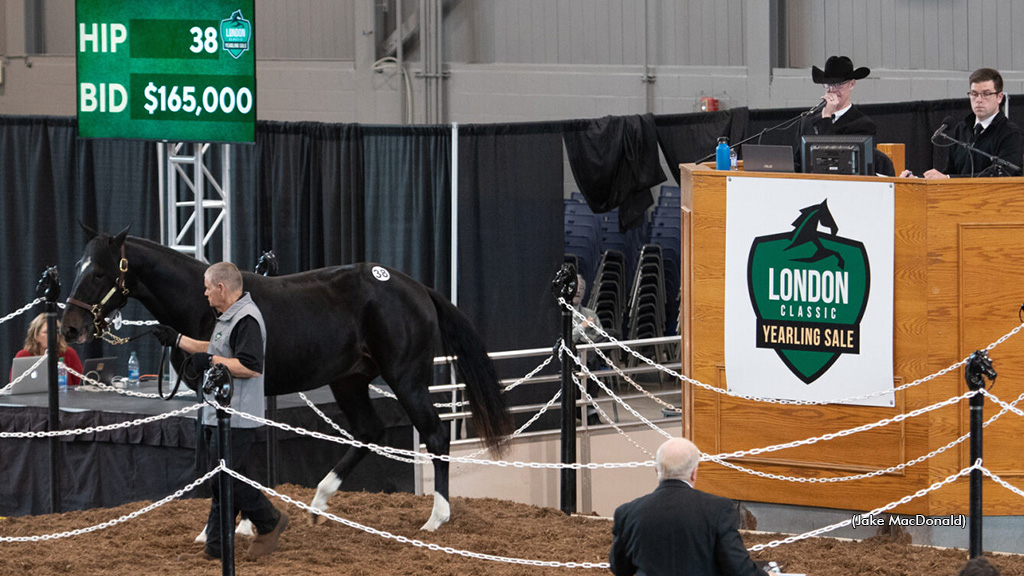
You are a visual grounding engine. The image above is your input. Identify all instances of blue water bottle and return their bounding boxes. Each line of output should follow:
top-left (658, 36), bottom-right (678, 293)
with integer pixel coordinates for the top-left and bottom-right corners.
top-left (57, 360), bottom-right (67, 393)
top-left (128, 351), bottom-right (140, 388)
top-left (716, 136), bottom-right (731, 170)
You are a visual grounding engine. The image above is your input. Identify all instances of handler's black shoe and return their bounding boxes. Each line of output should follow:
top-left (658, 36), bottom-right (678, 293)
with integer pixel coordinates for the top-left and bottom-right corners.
top-left (246, 511), bottom-right (289, 559)
top-left (177, 550), bottom-right (218, 562)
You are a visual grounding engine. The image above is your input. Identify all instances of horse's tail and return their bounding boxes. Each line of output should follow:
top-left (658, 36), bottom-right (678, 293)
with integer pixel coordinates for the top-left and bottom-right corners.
top-left (428, 289), bottom-right (513, 455)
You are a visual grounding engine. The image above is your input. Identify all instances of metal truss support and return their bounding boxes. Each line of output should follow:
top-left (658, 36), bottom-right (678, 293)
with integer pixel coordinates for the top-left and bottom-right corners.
top-left (157, 142), bottom-right (232, 264)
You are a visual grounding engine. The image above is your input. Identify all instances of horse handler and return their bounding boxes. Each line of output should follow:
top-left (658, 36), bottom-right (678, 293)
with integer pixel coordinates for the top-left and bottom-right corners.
top-left (154, 261), bottom-right (289, 562)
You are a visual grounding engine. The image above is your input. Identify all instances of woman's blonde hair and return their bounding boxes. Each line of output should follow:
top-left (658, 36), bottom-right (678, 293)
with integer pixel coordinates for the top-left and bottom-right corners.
top-left (23, 313), bottom-right (68, 356)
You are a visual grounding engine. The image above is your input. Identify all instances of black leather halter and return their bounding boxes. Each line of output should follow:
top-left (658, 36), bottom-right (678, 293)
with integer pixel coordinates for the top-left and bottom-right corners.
top-left (66, 243), bottom-right (130, 340)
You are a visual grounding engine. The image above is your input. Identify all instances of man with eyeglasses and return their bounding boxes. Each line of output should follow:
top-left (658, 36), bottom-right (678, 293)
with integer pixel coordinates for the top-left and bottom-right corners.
top-left (904, 68), bottom-right (1022, 178)
top-left (794, 56), bottom-right (885, 173)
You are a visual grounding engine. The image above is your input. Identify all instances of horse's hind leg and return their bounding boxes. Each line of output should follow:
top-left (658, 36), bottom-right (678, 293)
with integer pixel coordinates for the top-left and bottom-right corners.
top-left (387, 370), bottom-right (450, 531)
top-left (309, 383), bottom-right (385, 525)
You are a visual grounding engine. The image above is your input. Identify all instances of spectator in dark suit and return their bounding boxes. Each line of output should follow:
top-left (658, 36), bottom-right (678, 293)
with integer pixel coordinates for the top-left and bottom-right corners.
top-left (609, 437), bottom-right (762, 576)
top-left (901, 68), bottom-right (1023, 178)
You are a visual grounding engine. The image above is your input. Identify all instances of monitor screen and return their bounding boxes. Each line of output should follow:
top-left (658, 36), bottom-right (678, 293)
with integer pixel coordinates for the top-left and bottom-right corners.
top-left (800, 135), bottom-right (874, 175)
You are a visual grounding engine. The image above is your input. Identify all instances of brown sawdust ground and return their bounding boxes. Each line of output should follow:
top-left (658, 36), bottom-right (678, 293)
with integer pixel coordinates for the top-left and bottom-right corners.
top-left (1, 485), bottom-right (1022, 576)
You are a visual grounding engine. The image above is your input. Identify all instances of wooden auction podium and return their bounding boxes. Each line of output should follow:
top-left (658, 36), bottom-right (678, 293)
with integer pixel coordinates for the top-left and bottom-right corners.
top-left (679, 163), bottom-right (1024, 515)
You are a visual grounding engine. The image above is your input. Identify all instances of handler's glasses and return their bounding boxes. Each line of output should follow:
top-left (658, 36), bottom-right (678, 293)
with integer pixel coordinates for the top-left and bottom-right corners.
top-left (824, 80), bottom-right (852, 91)
top-left (968, 91), bottom-right (1000, 100)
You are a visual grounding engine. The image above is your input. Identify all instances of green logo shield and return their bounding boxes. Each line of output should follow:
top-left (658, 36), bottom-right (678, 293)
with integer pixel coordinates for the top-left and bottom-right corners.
top-left (221, 10), bottom-right (252, 59)
top-left (746, 200), bottom-right (870, 383)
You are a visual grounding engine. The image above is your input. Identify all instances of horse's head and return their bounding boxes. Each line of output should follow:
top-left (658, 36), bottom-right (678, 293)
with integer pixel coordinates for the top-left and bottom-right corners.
top-left (61, 227), bottom-right (132, 344)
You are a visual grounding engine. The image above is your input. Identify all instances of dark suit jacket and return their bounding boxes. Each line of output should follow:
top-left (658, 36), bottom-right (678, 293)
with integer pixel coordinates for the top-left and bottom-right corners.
top-left (944, 111), bottom-right (1023, 177)
top-left (609, 479), bottom-right (762, 576)
top-left (793, 105), bottom-right (878, 172)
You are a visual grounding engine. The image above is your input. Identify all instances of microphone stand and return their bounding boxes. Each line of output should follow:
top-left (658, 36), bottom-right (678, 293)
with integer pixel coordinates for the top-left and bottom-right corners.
top-left (695, 104), bottom-right (823, 165)
top-left (935, 132), bottom-right (1022, 177)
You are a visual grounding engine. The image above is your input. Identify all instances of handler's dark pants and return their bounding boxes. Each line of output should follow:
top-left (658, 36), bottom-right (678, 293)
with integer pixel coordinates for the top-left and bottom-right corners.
top-left (202, 426), bottom-right (280, 558)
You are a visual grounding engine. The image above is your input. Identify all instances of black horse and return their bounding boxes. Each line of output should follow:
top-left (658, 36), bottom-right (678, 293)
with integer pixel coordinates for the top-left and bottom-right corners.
top-left (784, 199), bottom-right (846, 269)
top-left (60, 229), bottom-right (513, 531)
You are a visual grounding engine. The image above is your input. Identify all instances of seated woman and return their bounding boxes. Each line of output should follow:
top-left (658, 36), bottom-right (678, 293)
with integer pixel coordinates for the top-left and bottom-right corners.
top-left (14, 313), bottom-right (83, 386)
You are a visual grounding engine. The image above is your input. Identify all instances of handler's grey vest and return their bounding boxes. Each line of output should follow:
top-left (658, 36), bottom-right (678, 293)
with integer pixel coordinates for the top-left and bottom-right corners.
top-left (202, 292), bottom-right (266, 428)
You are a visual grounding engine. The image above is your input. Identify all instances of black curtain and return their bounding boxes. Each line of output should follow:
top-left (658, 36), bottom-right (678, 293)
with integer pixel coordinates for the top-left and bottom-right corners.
top-left (0, 116), bottom-right (161, 375)
top-left (230, 121), bottom-right (366, 275)
top-left (361, 125), bottom-right (452, 293)
top-left (457, 122), bottom-right (564, 352)
top-left (655, 109), bottom-right (747, 184)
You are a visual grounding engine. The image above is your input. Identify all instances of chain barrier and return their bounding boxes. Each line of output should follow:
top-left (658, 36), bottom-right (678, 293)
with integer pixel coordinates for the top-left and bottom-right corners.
top-left (65, 366), bottom-right (177, 400)
top-left (0, 465), bottom-right (221, 542)
top-left (221, 464), bottom-right (610, 570)
top-left (747, 460), bottom-right (982, 552)
top-left (569, 367), bottom-right (659, 458)
top-left (0, 298), bottom-right (44, 326)
top-left (216, 402), bottom-right (654, 471)
top-left (557, 298), bottom-right (1024, 406)
top-left (1, 354), bottom-right (47, 395)
top-left (709, 389), bottom-right (979, 461)
top-left (0, 402), bottom-right (203, 439)
top-left (980, 389), bottom-right (1024, 419)
top-left (575, 328), bottom-right (681, 413)
top-left (978, 465), bottom-right (1024, 500)
top-left (705, 390), bottom-right (1024, 483)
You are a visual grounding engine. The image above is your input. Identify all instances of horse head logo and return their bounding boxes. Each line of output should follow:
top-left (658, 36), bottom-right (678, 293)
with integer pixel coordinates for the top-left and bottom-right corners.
top-left (746, 199), bottom-right (870, 383)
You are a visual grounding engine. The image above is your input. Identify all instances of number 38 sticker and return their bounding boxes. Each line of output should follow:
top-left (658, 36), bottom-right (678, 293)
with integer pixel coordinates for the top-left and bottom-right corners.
top-left (371, 266), bottom-right (391, 281)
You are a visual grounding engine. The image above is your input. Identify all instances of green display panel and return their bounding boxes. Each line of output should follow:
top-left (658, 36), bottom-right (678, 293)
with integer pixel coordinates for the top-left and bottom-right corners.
top-left (76, 0), bottom-right (256, 143)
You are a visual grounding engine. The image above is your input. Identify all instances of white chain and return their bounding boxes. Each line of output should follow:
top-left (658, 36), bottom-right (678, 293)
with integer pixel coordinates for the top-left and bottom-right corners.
top-left (65, 366), bottom-right (173, 400)
top-left (0, 298), bottom-right (44, 326)
top-left (575, 327), bottom-right (681, 413)
top-left (979, 389), bottom-right (1024, 418)
top-left (705, 390), bottom-right (1022, 484)
top-left (747, 460), bottom-right (981, 552)
top-left (215, 402), bottom-right (654, 471)
top-left (296, 391), bottom-right (424, 465)
top-left (565, 340), bottom-right (675, 438)
top-left (1, 354), bottom-right (48, 394)
top-left (221, 464), bottom-right (610, 569)
top-left (0, 403), bottom-right (203, 439)
top-left (0, 465), bottom-right (221, 542)
top-left (709, 389), bottom-right (979, 461)
top-left (557, 298), bottom-right (1023, 406)
top-left (978, 465), bottom-right (1024, 500)
top-left (461, 388), bottom-right (566, 460)
top-left (569, 368), bottom-right (659, 458)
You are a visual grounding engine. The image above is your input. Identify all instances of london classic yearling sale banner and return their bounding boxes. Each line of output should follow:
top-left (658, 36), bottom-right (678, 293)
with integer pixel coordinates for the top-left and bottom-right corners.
top-left (723, 176), bottom-right (895, 407)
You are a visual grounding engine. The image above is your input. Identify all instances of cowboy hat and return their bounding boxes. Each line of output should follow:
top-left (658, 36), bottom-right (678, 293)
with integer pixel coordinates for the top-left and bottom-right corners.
top-left (811, 55), bottom-right (870, 84)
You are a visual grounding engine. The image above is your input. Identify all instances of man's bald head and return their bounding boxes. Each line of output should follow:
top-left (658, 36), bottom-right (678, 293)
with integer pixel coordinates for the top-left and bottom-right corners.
top-left (656, 438), bottom-right (700, 482)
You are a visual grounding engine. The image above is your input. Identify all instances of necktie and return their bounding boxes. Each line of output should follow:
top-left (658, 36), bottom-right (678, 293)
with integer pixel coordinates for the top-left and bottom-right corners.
top-left (974, 124), bottom-right (984, 142)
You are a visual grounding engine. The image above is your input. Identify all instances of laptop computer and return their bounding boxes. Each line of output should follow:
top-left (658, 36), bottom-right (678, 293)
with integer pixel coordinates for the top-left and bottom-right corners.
top-left (4, 355), bottom-right (50, 395)
top-left (742, 144), bottom-right (795, 173)
top-left (83, 356), bottom-right (118, 386)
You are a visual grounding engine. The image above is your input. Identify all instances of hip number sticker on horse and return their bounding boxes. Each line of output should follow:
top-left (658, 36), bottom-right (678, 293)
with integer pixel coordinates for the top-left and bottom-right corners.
top-left (371, 266), bottom-right (391, 281)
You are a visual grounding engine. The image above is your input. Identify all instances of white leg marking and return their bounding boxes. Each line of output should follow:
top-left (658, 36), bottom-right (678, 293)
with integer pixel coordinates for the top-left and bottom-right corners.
top-left (194, 525), bottom-right (207, 544)
top-left (420, 493), bottom-right (450, 531)
top-left (235, 518), bottom-right (255, 537)
top-left (310, 471), bottom-right (342, 513)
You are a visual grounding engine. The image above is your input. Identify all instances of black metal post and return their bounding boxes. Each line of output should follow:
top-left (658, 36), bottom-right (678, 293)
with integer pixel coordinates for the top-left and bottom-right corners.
top-left (551, 263), bottom-right (578, 516)
top-left (38, 267), bottom-right (61, 514)
top-left (208, 365), bottom-right (236, 576)
top-left (257, 251), bottom-right (279, 489)
top-left (964, 350), bottom-right (996, 559)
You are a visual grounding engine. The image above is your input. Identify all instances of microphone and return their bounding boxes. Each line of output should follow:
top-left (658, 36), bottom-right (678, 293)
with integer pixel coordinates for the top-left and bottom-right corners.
top-left (803, 99), bottom-right (827, 116)
top-left (932, 116), bottom-right (956, 140)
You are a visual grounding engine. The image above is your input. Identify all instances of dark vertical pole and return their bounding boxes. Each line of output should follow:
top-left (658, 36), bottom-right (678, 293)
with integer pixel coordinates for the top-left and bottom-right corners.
top-left (38, 267), bottom-right (61, 514)
top-left (964, 350), bottom-right (996, 559)
top-left (257, 251), bottom-right (279, 489)
top-left (551, 263), bottom-right (578, 516)
top-left (209, 365), bottom-right (236, 576)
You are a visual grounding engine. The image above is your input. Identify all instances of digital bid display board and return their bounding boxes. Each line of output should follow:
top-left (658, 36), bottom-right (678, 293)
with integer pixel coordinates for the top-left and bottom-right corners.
top-left (76, 0), bottom-right (256, 143)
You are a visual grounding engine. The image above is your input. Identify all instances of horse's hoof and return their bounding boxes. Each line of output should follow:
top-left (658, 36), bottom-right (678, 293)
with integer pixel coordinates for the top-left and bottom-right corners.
top-left (307, 510), bottom-right (328, 526)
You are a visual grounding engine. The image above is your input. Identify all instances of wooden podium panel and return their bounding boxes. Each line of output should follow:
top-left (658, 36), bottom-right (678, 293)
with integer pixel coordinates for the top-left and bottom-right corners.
top-left (680, 164), bottom-right (1024, 515)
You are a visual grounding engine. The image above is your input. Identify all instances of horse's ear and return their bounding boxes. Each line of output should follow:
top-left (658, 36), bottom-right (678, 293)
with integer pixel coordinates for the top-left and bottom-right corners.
top-left (113, 224), bottom-right (131, 246)
top-left (79, 220), bottom-right (100, 240)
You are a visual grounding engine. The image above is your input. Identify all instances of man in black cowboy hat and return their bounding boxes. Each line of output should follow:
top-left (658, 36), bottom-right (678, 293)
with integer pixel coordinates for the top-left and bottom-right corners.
top-left (794, 55), bottom-right (881, 171)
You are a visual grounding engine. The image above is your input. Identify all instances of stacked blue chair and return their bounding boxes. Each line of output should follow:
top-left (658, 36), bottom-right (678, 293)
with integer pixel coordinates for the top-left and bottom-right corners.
top-left (650, 191), bottom-right (682, 335)
top-left (564, 198), bottom-right (601, 288)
